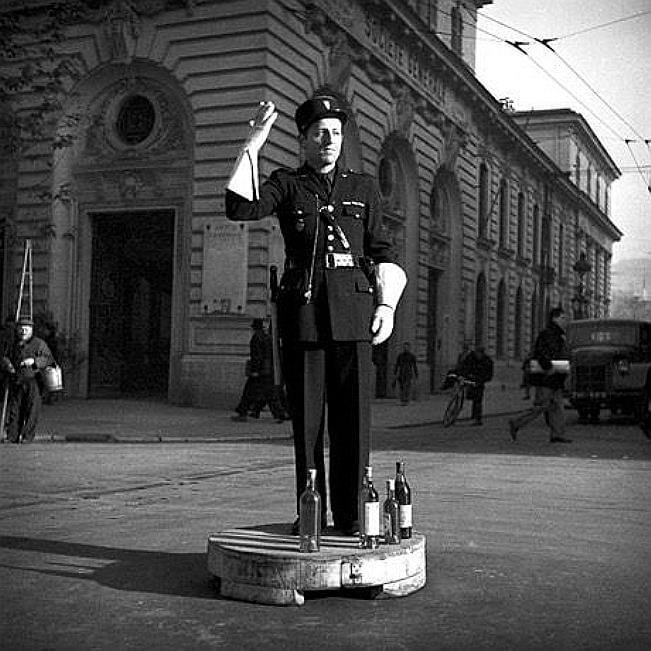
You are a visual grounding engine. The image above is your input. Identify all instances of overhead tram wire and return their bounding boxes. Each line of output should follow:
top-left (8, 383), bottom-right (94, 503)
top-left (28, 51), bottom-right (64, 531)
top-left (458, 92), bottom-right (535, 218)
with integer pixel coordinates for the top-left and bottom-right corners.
top-left (553, 10), bottom-right (651, 41)
top-left (473, 5), bottom-right (647, 143)
top-left (471, 6), bottom-right (651, 193)
top-left (624, 140), bottom-right (651, 193)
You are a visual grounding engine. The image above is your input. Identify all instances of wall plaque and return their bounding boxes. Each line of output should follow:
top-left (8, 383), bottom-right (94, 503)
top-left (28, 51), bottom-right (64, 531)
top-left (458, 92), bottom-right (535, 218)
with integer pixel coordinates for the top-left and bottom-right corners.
top-left (201, 221), bottom-right (248, 315)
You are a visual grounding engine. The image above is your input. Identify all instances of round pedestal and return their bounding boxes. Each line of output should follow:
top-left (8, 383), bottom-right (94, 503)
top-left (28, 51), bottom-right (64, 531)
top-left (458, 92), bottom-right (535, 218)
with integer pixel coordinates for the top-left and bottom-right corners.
top-left (207, 523), bottom-right (426, 606)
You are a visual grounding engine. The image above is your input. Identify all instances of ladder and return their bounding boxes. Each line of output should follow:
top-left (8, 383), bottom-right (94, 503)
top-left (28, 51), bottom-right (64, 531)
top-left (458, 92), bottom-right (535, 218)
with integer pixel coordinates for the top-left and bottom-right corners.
top-left (1, 239), bottom-right (33, 439)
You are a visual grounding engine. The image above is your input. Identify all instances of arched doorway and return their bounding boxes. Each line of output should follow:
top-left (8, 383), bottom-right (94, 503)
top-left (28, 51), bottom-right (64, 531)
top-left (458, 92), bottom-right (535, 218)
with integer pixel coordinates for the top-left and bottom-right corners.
top-left (53, 63), bottom-right (192, 398)
top-left (88, 210), bottom-right (174, 397)
top-left (373, 135), bottom-right (418, 398)
top-left (429, 170), bottom-right (463, 392)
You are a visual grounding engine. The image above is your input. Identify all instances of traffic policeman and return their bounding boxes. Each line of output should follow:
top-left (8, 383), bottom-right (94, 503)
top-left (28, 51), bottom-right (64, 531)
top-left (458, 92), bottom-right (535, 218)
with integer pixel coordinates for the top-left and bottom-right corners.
top-left (225, 97), bottom-right (407, 534)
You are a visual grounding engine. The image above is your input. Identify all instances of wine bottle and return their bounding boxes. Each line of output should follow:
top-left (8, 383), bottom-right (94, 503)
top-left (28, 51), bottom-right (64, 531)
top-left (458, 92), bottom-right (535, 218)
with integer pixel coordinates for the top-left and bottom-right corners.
top-left (358, 465), bottom-right (369, 541)
top-left (360, 466), bottom-right (379, 549)
top-left (394, 460), bottom-right (412, 539)
top-left (383, 478), bottom-right (400, 544)
top-left (299, 468), bottom-right (321, 553)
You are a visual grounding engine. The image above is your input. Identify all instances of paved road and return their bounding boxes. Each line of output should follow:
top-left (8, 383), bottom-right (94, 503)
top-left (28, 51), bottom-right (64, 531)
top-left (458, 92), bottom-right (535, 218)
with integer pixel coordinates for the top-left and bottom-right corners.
top-left (1, 414), bottom-right (650, 650)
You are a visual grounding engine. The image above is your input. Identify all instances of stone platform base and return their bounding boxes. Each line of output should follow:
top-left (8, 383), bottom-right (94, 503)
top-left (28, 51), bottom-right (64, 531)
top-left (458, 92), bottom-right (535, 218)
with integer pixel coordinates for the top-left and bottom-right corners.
top-left (207, 523), bottom-right (426, 606)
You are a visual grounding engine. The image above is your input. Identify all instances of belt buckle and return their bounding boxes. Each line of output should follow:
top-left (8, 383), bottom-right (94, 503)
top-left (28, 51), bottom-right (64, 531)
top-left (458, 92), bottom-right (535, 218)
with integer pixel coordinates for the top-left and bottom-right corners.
top-left (326, 253), bottom-right (354, 268)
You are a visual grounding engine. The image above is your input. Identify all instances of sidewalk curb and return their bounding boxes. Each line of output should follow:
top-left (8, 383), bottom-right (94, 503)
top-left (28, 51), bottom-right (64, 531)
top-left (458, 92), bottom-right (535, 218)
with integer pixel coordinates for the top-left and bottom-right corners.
top-left (35, 433), bottom-right (295, 444)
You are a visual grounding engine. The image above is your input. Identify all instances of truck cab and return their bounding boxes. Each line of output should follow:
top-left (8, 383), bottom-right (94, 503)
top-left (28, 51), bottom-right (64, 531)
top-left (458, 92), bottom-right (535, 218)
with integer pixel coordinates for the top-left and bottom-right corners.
top-left (567, 319), bottom-right (651, 424)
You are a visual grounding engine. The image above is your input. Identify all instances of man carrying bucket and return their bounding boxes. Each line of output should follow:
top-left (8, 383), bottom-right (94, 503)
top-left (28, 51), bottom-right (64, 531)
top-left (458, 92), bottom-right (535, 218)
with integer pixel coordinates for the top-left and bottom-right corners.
top-left (0, 317), bottom-right (55, 443)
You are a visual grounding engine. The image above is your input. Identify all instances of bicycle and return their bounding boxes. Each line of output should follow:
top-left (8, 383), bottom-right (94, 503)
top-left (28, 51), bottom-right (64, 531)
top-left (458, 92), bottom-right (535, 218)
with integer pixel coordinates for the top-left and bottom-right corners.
top-left (442, 373), bottom-right (477, 427)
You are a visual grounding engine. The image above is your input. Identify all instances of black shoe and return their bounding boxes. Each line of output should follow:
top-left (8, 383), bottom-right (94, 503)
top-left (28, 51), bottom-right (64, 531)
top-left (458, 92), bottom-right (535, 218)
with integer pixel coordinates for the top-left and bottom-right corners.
top-left (472, 420), bottom-right (482, 426)
top-left (550, 436), bottom-right (572, 443)
top-left (509, 420), bottom-right (518, 441)
top-left (231, 414), bottom-right (247, 422)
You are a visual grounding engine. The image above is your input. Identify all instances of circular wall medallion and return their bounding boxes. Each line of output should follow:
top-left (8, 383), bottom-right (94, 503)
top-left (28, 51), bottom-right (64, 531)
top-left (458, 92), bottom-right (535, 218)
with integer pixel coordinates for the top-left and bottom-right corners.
top-left (115, 94), bottom-right (156, 145)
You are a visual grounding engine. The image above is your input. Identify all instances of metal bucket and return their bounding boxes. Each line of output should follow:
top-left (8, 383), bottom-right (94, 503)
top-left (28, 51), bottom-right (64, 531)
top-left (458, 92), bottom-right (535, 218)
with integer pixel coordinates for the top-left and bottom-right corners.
top-left (42, 365), bottom-right (63, 393)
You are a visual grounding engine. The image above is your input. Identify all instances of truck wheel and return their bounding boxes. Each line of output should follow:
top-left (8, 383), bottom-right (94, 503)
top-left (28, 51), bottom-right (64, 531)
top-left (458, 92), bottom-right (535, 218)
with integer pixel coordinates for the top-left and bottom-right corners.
top-left (589, 408), bottom-right (600, 423)
top-left (577, 409), bottom-right (589, 424)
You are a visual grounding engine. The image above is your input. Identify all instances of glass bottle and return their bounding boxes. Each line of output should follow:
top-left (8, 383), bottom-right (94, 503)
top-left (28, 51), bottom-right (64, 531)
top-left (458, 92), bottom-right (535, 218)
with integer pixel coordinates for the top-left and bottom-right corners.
top-left (394, 460), bottom-right (412, 539)
top-left (359, 465), bottom-right (380, 549)
top-left (383, 479), bottom-right (400, 544)
top-left (358, 465), bottom-right (369, 541)
top-left (299, 468), bottom-right (321, 553)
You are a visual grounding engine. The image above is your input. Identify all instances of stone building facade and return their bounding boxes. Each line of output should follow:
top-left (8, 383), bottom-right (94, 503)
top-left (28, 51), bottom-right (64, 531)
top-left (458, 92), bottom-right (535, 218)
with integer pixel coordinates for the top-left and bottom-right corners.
top-left (0, 0), bottom-right (621, 405)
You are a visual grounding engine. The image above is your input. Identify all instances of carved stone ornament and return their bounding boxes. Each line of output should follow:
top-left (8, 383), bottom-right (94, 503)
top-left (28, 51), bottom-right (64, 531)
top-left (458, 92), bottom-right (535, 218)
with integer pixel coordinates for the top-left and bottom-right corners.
top-left (84, 79), bottom-right (187, 161)
top-left (395, 87), bottom-right (415, 135)
top-left (439, 119), bottom-right (468, 172)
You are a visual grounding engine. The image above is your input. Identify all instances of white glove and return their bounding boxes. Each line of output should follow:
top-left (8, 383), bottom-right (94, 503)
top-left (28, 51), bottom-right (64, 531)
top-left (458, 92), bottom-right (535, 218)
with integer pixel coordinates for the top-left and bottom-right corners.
top-left (226, 101), bottom-right (278, 201)
top-left (20, 357), bottom-right (35, 368)
top-left (371, 304), bottom-right (394, 345)
top-left (245, 101), bottom-right (278, 152)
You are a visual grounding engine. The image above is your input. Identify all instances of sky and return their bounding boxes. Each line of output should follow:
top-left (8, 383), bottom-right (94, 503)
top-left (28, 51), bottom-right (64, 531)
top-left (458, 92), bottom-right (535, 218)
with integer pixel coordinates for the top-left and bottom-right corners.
top-left (474, 0), bottom-right (651, 267)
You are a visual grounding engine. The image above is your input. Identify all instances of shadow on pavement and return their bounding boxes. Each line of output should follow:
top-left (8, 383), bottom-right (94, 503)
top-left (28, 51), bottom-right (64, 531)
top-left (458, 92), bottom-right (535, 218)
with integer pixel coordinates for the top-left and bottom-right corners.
top-left (0, 536), bottom-right (217, 600)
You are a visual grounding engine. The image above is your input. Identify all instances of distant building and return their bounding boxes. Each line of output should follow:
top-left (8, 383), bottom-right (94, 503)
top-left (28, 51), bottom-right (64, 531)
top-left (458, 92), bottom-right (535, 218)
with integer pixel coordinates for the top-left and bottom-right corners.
top-left (0, 0), bottom-right (622, 404)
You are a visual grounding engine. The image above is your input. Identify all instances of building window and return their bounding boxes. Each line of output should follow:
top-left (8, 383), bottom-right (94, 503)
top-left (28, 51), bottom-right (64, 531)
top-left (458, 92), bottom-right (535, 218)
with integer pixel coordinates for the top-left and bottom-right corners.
top-left (541, 215), bottom-right (551, 269)
top-left (517, 191), bottom-right (525, 257)
top-left (475, 272), bottom-right (486, 348)
top-left (530, 288), bottom-right (538, 350)
top-left (558, 222), bottom-right (564, 280)
top-left (478, 162), bottom-right (489, 238)
top-left (586, 165), bottom-right (592, 197)
top-left (116, 94), bottom-right (156, 145)
top-left (574, 151), bottom-right (581, 185)
top-left (496, 279), bottom-right (507, 358)
top-left (378, 156), bottom-right (395, 200)
top-left (499, 179), bottom-right (509, 249)
top-left (532, 204), bottom-right (540, 264)
top-left (514, 286), bottom-right (523, 359)
top-left (451, 5), bottom-right (463, 55)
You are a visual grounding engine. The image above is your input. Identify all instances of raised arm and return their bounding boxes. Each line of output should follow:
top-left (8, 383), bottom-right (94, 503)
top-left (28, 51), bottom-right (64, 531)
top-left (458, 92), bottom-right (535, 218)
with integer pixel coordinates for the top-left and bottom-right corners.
top-left (226, 101), bottom-right (278, 201)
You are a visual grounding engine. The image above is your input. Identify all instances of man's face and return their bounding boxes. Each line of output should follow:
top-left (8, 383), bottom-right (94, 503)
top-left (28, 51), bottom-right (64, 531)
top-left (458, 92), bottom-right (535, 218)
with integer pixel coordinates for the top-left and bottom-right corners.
top-left (302, 118), bottom-right (343, 171)
top-left (18, 325), bottom-right (33, 341)
top-left (554, 312), bottom-right (568, 329)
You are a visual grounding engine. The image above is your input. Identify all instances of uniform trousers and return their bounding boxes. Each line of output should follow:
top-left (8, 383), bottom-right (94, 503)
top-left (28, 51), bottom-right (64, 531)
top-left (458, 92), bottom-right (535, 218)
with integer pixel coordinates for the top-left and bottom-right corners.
top-left (282, 340), bottom-right (372, 527)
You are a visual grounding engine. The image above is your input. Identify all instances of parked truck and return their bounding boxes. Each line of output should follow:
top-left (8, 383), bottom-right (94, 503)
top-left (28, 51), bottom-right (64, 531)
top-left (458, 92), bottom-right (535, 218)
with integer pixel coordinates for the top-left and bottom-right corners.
top-left (566, 318), bottom-right (651, 433)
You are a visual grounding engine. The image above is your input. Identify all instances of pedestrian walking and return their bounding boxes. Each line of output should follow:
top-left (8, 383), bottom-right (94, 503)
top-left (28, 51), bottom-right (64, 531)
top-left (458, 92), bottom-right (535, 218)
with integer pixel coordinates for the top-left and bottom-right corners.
top-left (232, 319), bottom-right (286, 422)
top-left (509, 307), bottom-right (572, 443)
top-left (393, 342), bottom-right (418, 405)
top-left (225, 96), bottom-right (407, 534)
top-left (1, 317), bottom-right (55, 443)
top-left (456, 345), bottom-right (493, 425)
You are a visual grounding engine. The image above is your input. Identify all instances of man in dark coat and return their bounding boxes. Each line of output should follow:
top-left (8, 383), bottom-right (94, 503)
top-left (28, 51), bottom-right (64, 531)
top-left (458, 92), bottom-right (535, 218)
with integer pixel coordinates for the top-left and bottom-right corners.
top-left (393, 342), bottom-right (418, 405)
top-left (225, 97), bottom-right (407, 534)
top-left (233, 318), bottom-right (287, 422)
top-left (509, 307), bottom-right (571, 443)
top-left (1, 317), bottom-right (55, 443)
top-left (457, 346), bottom-right (493, 425)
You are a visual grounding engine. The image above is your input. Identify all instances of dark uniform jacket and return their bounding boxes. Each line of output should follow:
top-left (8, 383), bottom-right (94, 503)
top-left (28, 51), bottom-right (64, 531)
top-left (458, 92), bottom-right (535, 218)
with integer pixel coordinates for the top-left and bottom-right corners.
top-left (531, 322), bottom-right (568, 390)
top-left (226, 164), bottom-right (395, 343)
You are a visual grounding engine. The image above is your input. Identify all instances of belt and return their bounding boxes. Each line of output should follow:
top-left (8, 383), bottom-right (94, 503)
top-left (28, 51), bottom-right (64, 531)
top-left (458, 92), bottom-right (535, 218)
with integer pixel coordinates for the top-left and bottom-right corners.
top-left (325, 253), bottom-right (359, 269)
